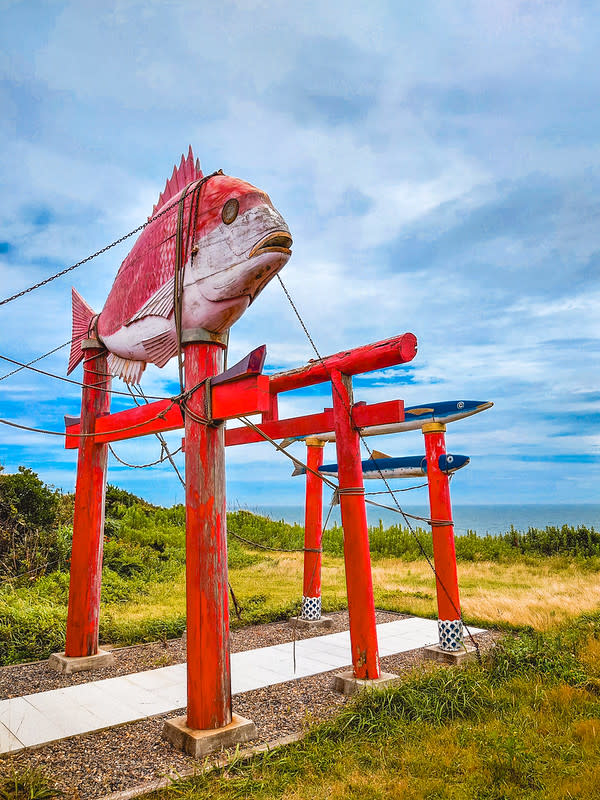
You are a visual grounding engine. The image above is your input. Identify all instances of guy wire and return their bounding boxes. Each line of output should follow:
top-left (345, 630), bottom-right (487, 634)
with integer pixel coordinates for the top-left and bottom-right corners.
top-left (275, 274), bottom-right (481, 658)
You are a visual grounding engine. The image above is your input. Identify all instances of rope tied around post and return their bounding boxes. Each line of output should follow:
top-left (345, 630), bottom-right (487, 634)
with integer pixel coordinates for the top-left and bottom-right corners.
top-left (332, 486), bottom-right (365, 505)
top-left (173, 376), bottom-right (214, 426)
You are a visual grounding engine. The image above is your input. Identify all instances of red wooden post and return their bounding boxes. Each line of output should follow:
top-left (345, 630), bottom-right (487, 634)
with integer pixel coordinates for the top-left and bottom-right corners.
top-left (422, 422), bottom-right (463, 651)
top-left (65, 341), bottom-right (111, 657)
top-left (301, 438), bottom-right (326, 620)
top-left (330, 369), bottom-right (380, 679)
top-left (183, 337), bottom-right (231, 731)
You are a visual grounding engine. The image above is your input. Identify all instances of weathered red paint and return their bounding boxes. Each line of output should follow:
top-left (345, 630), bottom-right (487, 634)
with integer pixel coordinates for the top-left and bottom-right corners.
top-left (269, 334), bottom-right (417, 394)
top-left (422, 424), bottom-right (461, 622)
top-left (303, 440), bottom-right (326, 601)
top-left (330, 369), bottom-right (380, 680)
top-left (184, 340), bottom-right (232, 731)
top-left (225, 400), bottom-right (404, 448)
top-left (65, 344), bottom-right (111, 657)
top-left (261, 391), bottom-right (279, 423)
top-left (65, 398), bottom-right (405, 450)
top-left (61, 335), bottom-right (416, 697)
top-left (64, 375), bottom-right (270, 448)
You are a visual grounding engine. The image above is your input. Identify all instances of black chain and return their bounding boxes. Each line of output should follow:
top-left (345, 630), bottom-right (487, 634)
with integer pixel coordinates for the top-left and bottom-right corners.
top-left (0, 339), bottom-right (73, 383)
top-left (276, 275), bottom-right (323, 358)
top-left (0, 175), bottom-right (217, 308)
top-left (276, 274), bottom-right (481, 659)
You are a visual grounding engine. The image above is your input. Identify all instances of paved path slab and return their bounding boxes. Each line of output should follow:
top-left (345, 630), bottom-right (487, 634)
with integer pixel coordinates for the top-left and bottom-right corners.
top-left (0, 617), bottom-right (484, 754)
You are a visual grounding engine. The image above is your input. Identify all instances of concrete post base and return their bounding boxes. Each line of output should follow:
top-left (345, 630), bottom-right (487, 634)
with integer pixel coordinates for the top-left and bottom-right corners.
top-left (333, 669), bottom-right (398, 696)
top-left (423, 644), bottom-right (478, 665)
top-left (289, 616), bottom-right (334, 630)
top-left (162, 713), bottom-right (257, 758)
top-left (48, 649), bottom-right (115, 674)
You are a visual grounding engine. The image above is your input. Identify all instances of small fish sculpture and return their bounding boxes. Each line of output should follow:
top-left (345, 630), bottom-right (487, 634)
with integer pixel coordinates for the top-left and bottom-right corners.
top-left (68, 147), bottom-right (292, 383)
top-left (292, 452), bottom-right (471, 479)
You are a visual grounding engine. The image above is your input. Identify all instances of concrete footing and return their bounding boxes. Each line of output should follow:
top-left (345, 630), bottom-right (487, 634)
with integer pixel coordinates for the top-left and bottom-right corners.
top-left (162, 713), bottom-right (257, 758)
top-left (288, 616), bottom-right (334, 630)
top-left (423, 644), bottom-right (478, 665)
top-left (333, 669), bottom-right (398, 696)
top-left (48, 649), bottom-right (115, 674)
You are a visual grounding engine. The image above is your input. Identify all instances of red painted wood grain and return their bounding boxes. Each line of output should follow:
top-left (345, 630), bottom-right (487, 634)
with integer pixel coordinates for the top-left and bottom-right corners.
top-left (330, 369), bottom-right (380, 680)
top-left (184, 341), bottom-right (232, 731)
top-left (423, 428), bottom-right (461, 622)
top-left (65, 347), bottom-right (111, 657)
top-left (303, 441), bottom-right (325, 599)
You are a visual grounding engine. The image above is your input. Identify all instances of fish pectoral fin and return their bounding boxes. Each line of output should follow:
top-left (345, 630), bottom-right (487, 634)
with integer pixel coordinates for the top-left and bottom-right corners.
top-left (128, 277), bottom-right (175, 324)
top-left (371, 450), bottom-right (392, 460)
top-left (107, 353), bottom-right (146, 384)
top-left (406, 407), bottom-right (435, 416)
top-left (142, 328), bottom-right (178, 368)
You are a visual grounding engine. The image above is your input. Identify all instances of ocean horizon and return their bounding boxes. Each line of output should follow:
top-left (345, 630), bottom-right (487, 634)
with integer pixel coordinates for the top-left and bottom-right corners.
top-left (228, 503), bottom-right (600, 537)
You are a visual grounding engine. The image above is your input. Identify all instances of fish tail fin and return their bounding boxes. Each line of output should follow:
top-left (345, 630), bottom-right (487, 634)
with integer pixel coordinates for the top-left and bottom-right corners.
top-left (291, 464), bottom-right (306, 477)
top-left (67, 288), bottom-right (96, 374)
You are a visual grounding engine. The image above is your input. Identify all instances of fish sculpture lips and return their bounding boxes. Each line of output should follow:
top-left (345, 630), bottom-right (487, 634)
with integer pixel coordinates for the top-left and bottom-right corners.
top-left (68, 148), bottom-right (293, 384)
top-left (249, 231), bottom-right (293, 258)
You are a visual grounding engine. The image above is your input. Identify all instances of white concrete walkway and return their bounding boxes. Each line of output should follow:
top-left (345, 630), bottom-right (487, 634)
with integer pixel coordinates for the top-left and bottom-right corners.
top-left (0, 617), bottom-right (484, 754)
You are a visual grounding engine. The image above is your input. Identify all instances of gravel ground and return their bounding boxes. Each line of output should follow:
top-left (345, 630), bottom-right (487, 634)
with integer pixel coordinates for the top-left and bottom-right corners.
top-left (0, 612), bottom-right (499, 799)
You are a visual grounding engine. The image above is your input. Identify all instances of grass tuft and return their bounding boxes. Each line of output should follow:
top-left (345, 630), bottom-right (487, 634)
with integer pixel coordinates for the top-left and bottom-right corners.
top-left (0, 767), bottom-right (62, 799)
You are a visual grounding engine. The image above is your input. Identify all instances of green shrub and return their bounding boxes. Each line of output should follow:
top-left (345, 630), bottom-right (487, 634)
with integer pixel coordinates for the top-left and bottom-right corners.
top-left (500, 523), bottom-right (600, 557)
top-left (0, 467), bottom-right (63, 579)
top-left (0, 599), bottom-right (67, 663)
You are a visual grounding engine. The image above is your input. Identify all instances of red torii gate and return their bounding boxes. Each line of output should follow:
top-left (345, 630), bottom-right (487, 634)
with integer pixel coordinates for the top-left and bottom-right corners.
top-left (58, 332), bottom-right (417, 754)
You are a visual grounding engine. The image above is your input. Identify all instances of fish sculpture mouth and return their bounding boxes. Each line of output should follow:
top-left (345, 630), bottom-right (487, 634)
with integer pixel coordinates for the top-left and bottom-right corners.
top-left (248, 231), bottom-right (293, 258)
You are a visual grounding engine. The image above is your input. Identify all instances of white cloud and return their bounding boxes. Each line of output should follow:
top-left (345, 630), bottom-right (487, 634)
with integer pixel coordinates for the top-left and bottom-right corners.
top-left (0, 0), bottom-right (598, 505)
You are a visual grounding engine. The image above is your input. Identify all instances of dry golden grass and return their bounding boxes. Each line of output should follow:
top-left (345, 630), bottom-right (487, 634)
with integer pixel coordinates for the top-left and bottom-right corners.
top-left (105, 552), bottom-right (600, 633)
top-left (369, 557), bottom-right (600, 629)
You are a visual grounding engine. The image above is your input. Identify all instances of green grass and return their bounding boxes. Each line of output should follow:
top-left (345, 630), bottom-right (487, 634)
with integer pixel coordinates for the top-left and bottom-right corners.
top-left (1, 500), bottom-right (599, 665)
top-left (144, 617), bottom-right (600, 800)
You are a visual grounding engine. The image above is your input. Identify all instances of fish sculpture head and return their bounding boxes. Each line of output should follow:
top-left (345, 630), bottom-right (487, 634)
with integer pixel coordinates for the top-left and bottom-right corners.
top-left (68, 148), bottom-right (293, 383)
top-left (181, 172), bottom-right (292, 332)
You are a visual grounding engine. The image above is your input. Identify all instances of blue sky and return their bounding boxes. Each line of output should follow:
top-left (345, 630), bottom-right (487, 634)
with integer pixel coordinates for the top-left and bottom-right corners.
top-left (0, 0), bottom-right (598, 508)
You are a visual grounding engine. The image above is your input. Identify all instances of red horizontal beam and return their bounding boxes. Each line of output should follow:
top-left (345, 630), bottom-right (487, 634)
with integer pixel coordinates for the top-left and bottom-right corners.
top-left (268, 333), bottom-right (417, 395)
top-left (65, 374), bottom-right (270, 448)
top-left (66, 396), bottom-right (406, 450)
top-left (225, 409), bottom-right (335, 447)
top-left (225, 399), bottom-right (404, 447)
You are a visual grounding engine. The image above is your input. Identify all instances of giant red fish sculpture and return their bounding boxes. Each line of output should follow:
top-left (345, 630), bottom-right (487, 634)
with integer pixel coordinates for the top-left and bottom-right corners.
top-left (68, 147), bottom-right (292, 383)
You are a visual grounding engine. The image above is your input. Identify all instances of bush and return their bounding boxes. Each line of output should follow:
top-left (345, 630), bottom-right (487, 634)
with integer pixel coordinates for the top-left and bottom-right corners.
top-left (0, 467), bottom-right (63, 579)
top-left (500, 524), bottom-right (600, 558)
top-left (0, 599), bottom-right (67, 663)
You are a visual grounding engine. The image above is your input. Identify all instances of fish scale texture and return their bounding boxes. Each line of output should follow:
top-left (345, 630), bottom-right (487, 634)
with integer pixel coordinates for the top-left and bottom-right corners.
top-left (99, 200), bottom-right (182, 336)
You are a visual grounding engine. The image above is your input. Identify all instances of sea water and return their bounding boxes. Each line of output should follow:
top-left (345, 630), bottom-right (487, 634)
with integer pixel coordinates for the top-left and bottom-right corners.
top-left (232, 504), bottom-right (600, 537)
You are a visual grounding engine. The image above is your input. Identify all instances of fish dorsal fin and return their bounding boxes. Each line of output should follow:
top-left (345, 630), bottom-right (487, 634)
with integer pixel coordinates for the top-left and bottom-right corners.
top-left (151, 146), bottom-right (204, 216)
top-left (371, 450), bottom-right (391, 460)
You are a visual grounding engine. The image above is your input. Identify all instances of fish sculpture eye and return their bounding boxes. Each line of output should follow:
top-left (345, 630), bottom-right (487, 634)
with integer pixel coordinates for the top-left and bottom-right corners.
top-left (222, 198), bottom-right (239, 225)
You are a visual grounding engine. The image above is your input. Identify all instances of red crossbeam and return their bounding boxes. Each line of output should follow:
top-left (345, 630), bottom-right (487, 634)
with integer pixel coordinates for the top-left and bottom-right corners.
top-left (66, 398), bottom-right (405, 449)
top-left (225, 400), bottom-right (405, 447)
top-left (268, 333), bottom-right (417, 395)
top-left (64, 375), bottom-right (270, 449)
top-left (64, 335), bottom-right (415, 449)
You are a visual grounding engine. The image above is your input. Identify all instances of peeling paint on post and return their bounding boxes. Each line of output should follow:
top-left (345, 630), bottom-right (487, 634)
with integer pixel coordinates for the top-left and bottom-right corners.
top-left (65, 342), bottom-right (110, 657)
top-left (183, 338), bottom-right (232, 731)
top-left (330, 369), bottom-right (380, 680)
